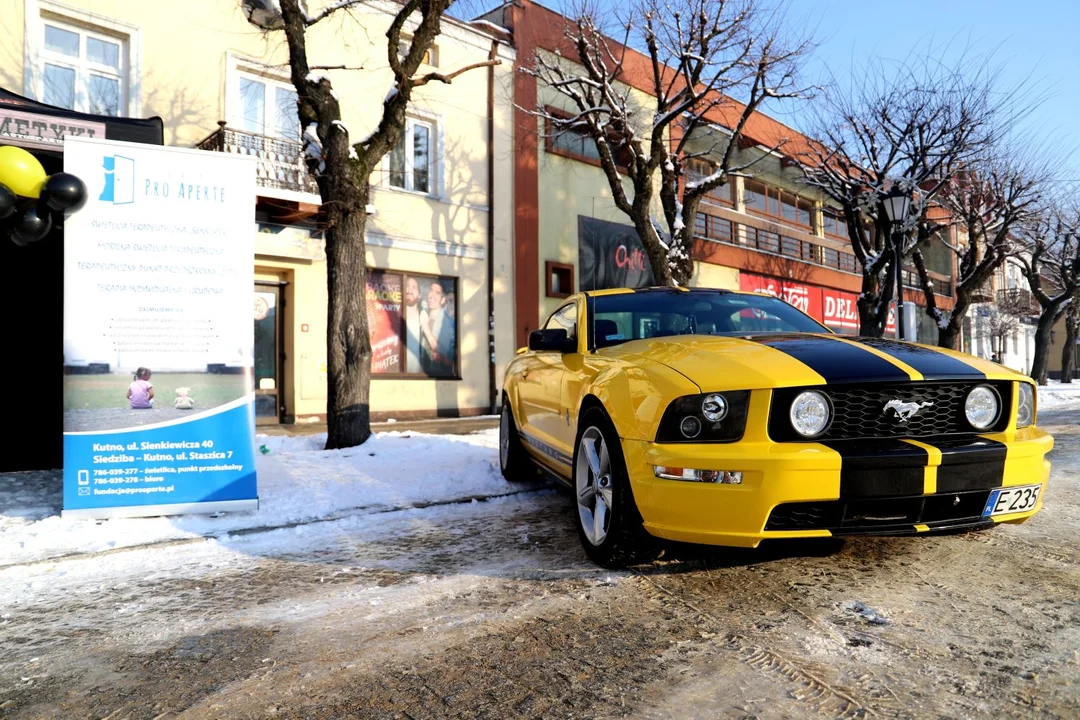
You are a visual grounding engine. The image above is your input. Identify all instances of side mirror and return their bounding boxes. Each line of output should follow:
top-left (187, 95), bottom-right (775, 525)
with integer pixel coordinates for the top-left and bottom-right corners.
top-left (528, 328), bottom-right (577, 353)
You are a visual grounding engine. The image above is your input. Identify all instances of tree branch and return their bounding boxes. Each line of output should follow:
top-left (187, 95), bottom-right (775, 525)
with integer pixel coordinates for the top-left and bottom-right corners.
top-left (412, 59), bottom-right (501, 87)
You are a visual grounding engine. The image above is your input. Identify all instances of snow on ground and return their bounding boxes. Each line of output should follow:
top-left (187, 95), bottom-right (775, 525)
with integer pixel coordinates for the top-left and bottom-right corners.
top-left (1037, 379), bottom-right (1080, 410)
top-left (1, 383), bottom-right (1077, 569)
top-left (0, 429), bottom-right (513, 567)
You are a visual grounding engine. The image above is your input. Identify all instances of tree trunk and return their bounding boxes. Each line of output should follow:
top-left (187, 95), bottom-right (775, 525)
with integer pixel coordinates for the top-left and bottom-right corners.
top-left (324, 210), bottom-right (373, 449)
top-left (857, 273), bottom-right (891, 337)
top-left (1030, 308), bottom-right (1058, 386)
top-left (1062, 305), bottom-right (1078, 383)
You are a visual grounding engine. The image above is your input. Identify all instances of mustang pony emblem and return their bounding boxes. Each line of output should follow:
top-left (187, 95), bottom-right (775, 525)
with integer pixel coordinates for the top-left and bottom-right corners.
top-left (883, 399), bottom-right (934, 423)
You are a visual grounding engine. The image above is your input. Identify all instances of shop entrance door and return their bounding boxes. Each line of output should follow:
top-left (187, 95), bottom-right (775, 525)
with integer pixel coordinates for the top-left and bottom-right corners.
top-left (254, 282), bottom-right (285, 424)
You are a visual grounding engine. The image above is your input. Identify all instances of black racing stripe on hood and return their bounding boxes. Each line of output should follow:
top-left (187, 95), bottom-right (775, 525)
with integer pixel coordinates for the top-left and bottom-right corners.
top-left (849, 337), bottom-right (986, 380)
top-left (746, 334), bottom-right (911, 384)
top-left (919, 436), bottom-right (1008, 492)
top-left (822, 440), bottom-right (927, 498)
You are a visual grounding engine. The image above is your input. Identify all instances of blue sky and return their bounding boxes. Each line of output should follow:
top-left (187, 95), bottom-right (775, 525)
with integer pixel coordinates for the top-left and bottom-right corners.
top-left (776, 0), bottom-right (1080, 178)
top-left (532, 0), bottom-right (1080, 180)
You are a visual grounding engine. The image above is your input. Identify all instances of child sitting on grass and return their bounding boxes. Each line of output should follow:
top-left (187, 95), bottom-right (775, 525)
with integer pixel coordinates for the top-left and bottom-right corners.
top-left (127, 367), bottom-right (154, 409)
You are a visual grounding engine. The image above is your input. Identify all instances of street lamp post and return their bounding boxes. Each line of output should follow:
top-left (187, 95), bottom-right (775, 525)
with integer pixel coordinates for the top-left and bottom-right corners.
top-left (882, 186), bottom-right (912, 341)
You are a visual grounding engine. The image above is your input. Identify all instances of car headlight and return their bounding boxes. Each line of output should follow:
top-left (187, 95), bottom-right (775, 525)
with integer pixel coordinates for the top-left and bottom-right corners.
top-left (1016, 382), bottom-right (1035, 428)
top-left (789, 390), bottom-right (831, 438)
top-left (655, 391), bottom-right (750, 443)
top-left (701, 394), bottom-right (728, 422)
top-left (965, 385), bottom-right (1001, 430)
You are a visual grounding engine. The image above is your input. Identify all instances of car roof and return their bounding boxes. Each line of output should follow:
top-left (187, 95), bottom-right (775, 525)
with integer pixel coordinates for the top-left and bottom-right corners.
top-left (582, 286), bottom-right (741, 298)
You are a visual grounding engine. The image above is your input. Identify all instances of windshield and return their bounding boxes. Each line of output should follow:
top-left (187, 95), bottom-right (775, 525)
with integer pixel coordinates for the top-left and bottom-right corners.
top-left (592, 290), bottom-right (830, 349)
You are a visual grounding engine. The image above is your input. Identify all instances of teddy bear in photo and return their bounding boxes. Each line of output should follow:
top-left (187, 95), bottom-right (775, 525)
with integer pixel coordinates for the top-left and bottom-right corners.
top-left (174, 387), bottom-right (196, 410)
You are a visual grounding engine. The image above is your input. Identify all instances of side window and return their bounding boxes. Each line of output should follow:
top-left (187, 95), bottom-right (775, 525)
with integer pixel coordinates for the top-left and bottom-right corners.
top-left (544, 303), bottom-right (577, 339)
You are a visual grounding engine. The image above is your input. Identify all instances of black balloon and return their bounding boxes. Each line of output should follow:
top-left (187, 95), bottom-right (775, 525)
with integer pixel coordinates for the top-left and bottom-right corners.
top-left (0, 183), bottom-right (15, 220)
top-left (9, 204), bottom-right (53, 246)
top-left (40, 172), bottom-right (87, 213)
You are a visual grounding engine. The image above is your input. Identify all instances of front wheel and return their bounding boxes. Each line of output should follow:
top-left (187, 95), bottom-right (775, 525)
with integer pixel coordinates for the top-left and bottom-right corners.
top-left (573, 407), bottom-right (659, 568)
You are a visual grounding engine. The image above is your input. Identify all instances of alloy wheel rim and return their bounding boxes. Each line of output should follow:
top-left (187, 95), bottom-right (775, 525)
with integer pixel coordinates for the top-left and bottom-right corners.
top-left (499, 405), bottom-right (511, 469)
top-left (576, 426), bottom-right (613, 546)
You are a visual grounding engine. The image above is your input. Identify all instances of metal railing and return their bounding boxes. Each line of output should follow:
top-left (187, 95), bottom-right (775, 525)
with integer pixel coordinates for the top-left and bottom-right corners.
top-left (196, 121), bottom-right (319, 196)
top-left (695, 210), bottom-right (953, 297)
top-left (997, 288), bottom-right (1039, 315)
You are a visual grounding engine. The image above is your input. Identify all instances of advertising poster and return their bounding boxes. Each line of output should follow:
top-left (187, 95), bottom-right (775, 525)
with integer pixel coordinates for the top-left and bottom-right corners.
top-left (401, 274), bottom-right (457, 377)
top-left (61, 136), bottom-right (258, 519)
top-left (367, 271), bottom-right (403, 374)
top-left (578, 216), bottom-right (655, 290)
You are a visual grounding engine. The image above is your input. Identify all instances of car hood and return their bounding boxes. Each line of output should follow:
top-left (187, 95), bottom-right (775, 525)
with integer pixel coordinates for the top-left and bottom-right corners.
top-left (607, 333), bottom-right (1023, 391)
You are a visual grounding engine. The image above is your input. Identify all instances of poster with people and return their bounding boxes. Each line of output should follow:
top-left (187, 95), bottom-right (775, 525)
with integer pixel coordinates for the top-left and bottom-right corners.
top-left (371, 271), bottom-right (457, 378)
top-left (366, 271), bottom-right (403, 374)
top-left (61, 137), bottom-right (257, 519)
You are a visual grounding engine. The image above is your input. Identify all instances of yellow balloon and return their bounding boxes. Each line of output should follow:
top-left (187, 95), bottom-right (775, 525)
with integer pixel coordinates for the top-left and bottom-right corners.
top-left (0, 145), bottom-right (47, 198)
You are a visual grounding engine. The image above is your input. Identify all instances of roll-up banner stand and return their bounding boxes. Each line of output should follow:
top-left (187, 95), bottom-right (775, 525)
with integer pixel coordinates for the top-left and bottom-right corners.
top-left (61, 136), bottom-right (258, 519)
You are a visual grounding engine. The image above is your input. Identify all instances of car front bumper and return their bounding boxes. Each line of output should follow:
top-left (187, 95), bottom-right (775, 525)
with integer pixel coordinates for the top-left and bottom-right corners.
top-left (621, 426), bottom-right (1053, 548)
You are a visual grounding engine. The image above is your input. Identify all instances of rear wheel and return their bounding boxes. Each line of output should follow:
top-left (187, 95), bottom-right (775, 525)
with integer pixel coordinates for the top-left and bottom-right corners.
top-left (573, 407), bottom-right (659, 568)
top-left (499, 398), bottom-right (534, 482)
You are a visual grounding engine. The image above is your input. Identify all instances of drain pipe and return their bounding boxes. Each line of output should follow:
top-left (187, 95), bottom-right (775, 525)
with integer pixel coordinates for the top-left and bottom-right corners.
top-left (486, 38), bottom-right (498, 414)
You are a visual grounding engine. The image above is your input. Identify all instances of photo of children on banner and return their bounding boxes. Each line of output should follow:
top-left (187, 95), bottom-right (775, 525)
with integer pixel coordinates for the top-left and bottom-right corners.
top-left (127, 367), bottom-right (154, 409)
top-left (402, 276), bottom-right (456, 376)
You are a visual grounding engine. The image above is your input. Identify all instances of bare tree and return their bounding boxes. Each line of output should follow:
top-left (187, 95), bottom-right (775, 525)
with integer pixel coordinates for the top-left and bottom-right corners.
top-left (800, 49), bottom-right (1031, 337)
top-left (984, 302), bottom-right (1021, 364)
top-left (1015, 206), bottom-right (1080, 384)
top-left (524, 0), bottom-right (813, 286)
top-left (910, 152), bottom-right (1047, 348)
top-left (242, 0), bottom-right (496, 448)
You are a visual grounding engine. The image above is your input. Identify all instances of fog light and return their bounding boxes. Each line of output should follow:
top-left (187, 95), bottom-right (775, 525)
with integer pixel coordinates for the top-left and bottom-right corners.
top-left (653, 466), bottom-right (743, 484)
top-left (679, 416), bottom-right (702, 438)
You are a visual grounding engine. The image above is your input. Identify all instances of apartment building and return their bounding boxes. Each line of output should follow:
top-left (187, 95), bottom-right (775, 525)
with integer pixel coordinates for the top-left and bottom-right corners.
top-left (966, 257), bottom-right (1040, 374)
top-left (0, 0), bottom-right (518, 432)
top-left (479, 0), bottom-right (958, 347)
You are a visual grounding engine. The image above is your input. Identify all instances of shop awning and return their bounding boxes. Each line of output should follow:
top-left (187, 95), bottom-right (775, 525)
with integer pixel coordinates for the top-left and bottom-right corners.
top-left (0, 86), bottom-right (164, 153)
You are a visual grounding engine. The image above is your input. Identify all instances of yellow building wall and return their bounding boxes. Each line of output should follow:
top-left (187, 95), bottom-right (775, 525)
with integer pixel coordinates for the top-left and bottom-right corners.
top-left (1, 0), bottom-right (517, 419)
top-left (690, 262), bottom-right (740, 290)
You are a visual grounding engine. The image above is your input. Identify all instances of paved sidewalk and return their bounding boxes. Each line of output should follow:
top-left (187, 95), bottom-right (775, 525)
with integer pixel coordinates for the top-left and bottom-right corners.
top-left (258, 415), bottom-right (500, 437)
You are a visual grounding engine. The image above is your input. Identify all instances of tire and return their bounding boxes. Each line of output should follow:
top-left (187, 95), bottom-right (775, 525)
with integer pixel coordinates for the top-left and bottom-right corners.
top-left (572, 407), bottom-right (660, 568)
top-left (499, 397), bottom-right (535, 482)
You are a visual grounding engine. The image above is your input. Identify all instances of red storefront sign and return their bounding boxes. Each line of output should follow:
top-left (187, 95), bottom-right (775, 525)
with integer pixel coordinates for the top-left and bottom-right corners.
top-left (741, 274), bottom-right (896, 335)
top-left (738, 274), bottom-right (822, 319)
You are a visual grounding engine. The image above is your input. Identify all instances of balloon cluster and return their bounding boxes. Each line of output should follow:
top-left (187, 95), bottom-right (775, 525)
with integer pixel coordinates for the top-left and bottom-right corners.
top-left (0, 145), bottom-right (88, 247)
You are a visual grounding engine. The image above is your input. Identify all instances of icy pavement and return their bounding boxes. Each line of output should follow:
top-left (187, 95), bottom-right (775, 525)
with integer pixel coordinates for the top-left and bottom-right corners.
top-left (0, 428), bottom-right (518, 567)
top-left (2, 385), bottom-right (1078, 569)
top-left (1, 390), bottom-right (1079, 717)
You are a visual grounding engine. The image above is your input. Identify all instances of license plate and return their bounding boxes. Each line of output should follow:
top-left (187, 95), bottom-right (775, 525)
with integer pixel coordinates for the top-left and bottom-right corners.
top-left (982, 484), bottom-right (1041, 517)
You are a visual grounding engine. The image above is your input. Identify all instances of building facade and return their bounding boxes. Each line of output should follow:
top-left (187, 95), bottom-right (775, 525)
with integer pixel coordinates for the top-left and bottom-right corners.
top-left (479, 0), bottom-right (957, 347)
top-left (1, 0), bottom-right (518, 425)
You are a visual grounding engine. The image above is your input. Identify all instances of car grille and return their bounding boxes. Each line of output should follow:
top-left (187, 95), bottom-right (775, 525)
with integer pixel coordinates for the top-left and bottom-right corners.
top-left (768, 381), bottom-right (1012, 442)
top-left (765, 491), bottom-right (993, 533)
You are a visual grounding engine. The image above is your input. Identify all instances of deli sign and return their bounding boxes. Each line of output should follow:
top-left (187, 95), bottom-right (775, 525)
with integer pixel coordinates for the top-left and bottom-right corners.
top-left (740, 273), bottom-right (895, 334)
top-left (0, 107), bottom-right (105, 151)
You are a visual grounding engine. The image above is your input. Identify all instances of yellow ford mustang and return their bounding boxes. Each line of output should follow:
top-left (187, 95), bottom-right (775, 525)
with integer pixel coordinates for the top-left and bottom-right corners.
top-left (499, 287), bottom-right (1053, 568)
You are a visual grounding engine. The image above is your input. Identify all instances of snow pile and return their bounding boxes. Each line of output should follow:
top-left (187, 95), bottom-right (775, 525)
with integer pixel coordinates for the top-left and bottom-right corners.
top-left (0, 429), bottom-right (512, 567)
top-left (1038, 381), bottom-right (1080, 410)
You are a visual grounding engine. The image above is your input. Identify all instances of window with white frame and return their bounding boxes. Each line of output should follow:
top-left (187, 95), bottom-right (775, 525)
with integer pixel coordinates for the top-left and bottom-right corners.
top-left (388, 117), bottom-right (436, 194)
top-left (235, 71), bottom-right (299, 140)
top-left (40, 19), bottom-right (126, 115)
top-left (397, 38), bottom-right (438, 67)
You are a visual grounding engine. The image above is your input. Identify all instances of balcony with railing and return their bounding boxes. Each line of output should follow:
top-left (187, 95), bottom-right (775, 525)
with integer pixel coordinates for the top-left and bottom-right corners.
top-left (196, 121), bottom-right (319, 199)
top-left (997, 288), bottom-right (1040, 316)
top-left (695, 208), bottom-right (954, 298)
